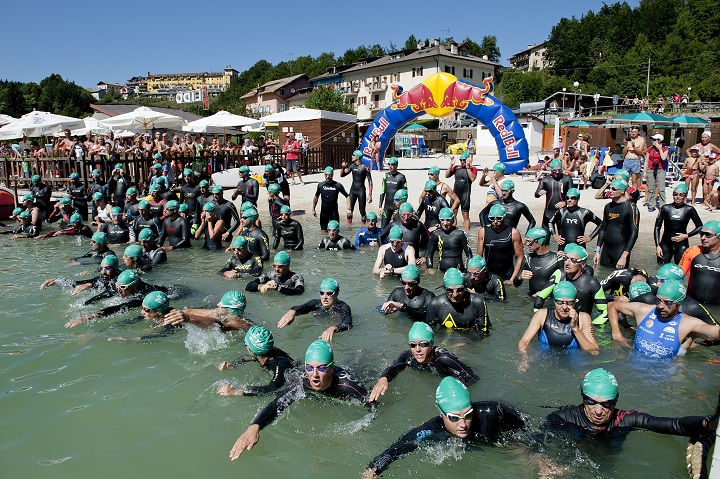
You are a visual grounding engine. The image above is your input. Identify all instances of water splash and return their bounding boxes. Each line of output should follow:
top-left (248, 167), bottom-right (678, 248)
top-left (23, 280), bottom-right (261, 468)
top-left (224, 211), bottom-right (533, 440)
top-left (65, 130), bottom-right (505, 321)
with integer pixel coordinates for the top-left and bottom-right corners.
top-left (184, 324), bottom-right (230, 355)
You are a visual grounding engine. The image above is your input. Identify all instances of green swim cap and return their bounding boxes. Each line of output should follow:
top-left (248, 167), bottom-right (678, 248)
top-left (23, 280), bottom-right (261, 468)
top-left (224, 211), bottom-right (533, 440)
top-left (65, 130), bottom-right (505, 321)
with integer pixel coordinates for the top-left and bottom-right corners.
top-left (488, 204), bottom-right (506, 217)
top-left (239, 165), bottom-right (250, 174)
top-left (138, 228), bottom-right (155, 241)
top-left (352, 150), bottom-right (362, 158)
top-left (264, 164), bottom-right (274, 172)
top-left (31, 174), bottom-right (40, 183)
top-left (114, 163), bottom-right (123, 170)
top-left (492, 162), bottom-right (506, 173)
top-left (701, 220), bottom-right (720, 237)
top-left (467, 255), bottom-right (487, 270)
top-left (366, 211), bottom-right (378, 220)
top-left (553, 280), bottom-right (577, 300)
top-left (319, 277), bottom-right (339, 292)
top-left (184, 168), bottom-right (194, 176)
top-left (156, 176), bottom-right (167, 185)
top-left (18, 211), bottom-right (30, 220)
top-left (12, 207), bottom-right (23, 216)
top-left (459, 151), bottom-right (469, 160)
top-left (582, 368), bottom-right (618, 400)
top-left (394, 189), bottom-right (408, 202)
top-left (70, 213), bottom-right (82, 223)
top-left (629, 281), bottom-right (652, 299)
top-left (656, 263), bottom-right (684, 281)
top-left (124, 244), bottom-right (143, 259)
top-left (117, 269), bottom-right (139, 286)
top-left (274, 251), bottom-right (290, 265)
top-left (243, 207), bottom-right (259, 221)
top-left (91, 169), bottom-right (102, 177)
top-left (100, 254), bottom-right (118, 267)
top-left (138, 200), bottom-right (150, 209)
top-left (143, 290), bottom-right (170, 313)
top-left (443, 268), bottom-right (465, 287)
top-left (389, 225), bottom-right (403, 241)
top-left (387, 157), bottom-right (399, 165)
top-left (566, 188), bottom-right (581, 198)
top-left (398, 202), bottom-right (414, 214)
top-left (401, 264), bottom-right (420, 281)
top-left (526, 227), bottom-right (549, 244)
top-left (409, 322), bottom-right (434, 344)
top-left (500, 179), bottom-right (515, 190)
top-left (656, 279), bottom-right (686, 305)
top-left (59, 196), bottom-right (71, 205)
top-left (323, 166), bottom-right (334, 174)
top-left (241, 201), bottom-right (254, 211)
top-left (610, 178), bottom-right (628, 191)
top-left (69, 172), bottom-right (80, 179)
top-left (439, 207), bottom-right (454, 220)
top-left (126, 187), bottom-right (137, 196)
top-left (305, 339), bottom-right (334, 366)
top-left (425, 179), bottom-right (437, 191)
top-left (327, 220), bottom-right (340, 230)
top-left (268, 183), bottom-right (281, 195)
top-left (219, 290), bottom-right (247, 315)
top-left (198, 180), bottom-right (209, 187)
top-left (613, 169), bottom-right (630, 181)
top-left (673, 183), bottom-right (689, 194)
top-left (203, 202), bottom-right (216, 212)
top-left (428, 166), bottom-right (440, 175)
top-left (92, 192), bottom-right (104, 200)
top-left (436, 377), bottom-right (471, 414)
top-left (22, 193), bottom-right (34, 202)
top-left (110, 206), bottom-right (122, 215)
top-left (549, 159), bottom-right (562, 169)
top-left (244, 326), bottom-right (274, 356)
top-left (231, 235), bottom-right (247, 248)
top-left (165, 200), bottom-right (179, 210)
top-left (149, 184), bottom-right (160, 192)
top-left (210, 185), bottom-right (223, 194)
top-left (92, 232), bottom-right (108, 245)
top-left (280, 205), bottom-right (291, 214)
top-left (564, 242), bottom-right (588, 260)
top-left (179, 203), bottom-right (188, 213)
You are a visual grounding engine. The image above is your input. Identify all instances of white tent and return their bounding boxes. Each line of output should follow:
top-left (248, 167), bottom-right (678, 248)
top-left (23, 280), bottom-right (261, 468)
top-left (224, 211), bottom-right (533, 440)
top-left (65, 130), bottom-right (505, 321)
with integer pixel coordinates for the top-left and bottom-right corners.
top-left (98, 106), bottom-right (186, 131)
top-left (0, 111), bottom-right (84, 140)
top-left (259, 108), bottom-right (356, 124)
top-left (183, 110), bottom-right (261, 133)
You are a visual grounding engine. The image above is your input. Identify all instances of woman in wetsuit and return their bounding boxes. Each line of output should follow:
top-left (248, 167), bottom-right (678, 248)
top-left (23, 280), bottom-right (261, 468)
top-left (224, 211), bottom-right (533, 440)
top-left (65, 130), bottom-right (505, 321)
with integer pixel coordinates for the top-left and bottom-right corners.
top-left (272, 205), bottom-right (304, 251)
top-left (654, 184), bottom-right (703, 264)
top-left (195, 202), bottom-right (226, 251)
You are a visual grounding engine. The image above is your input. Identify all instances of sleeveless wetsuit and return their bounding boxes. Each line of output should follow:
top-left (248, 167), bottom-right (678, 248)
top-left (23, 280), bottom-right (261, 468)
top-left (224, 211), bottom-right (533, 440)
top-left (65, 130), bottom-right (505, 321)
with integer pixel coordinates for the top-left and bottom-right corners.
top-left (426, 293), bottom-right (491, 333)
top-left (634, 307), bottom-right (683, 358)
top-left (386, 286), bottom-right (436, 321)
top-left (596, 199), bottom-right (640, 267)
top-left (448, 164), bottom-right (476, 212)
top-left (479, 198), bottom-right (536, 232)
top-left (379, 171), bottom-right (407, 228)
top-left (272, 218), bottom-right (304, 250)
top-left (246, 270), bottom-right (305, 295)
top-left (425, 227), bottom-right (471, 272)
top-left (383, 244), bottom-right (410, 270)
top-left (538, 308), bottom-right (579, 348)
top-left (481, 224), bottom-right (516, 281)
top-left (550, 206), bottom-right (603, 251)
top-left (654, 203), bottom-right (703, 264)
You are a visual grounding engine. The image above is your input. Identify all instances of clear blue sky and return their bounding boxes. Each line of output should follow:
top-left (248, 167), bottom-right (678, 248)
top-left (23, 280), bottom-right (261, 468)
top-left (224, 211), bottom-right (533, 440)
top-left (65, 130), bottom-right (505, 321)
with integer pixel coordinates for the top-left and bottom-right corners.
top-left (5, 0), bottom-right (640, 88)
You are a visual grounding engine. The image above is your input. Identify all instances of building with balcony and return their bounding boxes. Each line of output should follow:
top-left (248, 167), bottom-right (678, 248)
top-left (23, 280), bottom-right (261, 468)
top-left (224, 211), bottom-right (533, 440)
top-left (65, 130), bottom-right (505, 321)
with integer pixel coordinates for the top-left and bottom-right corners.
top-left (144, 66), bottom-right (239, 98)
top-left (508, 42), bottom-right (548, 71)
top-left (242, 74), bottom-right (312, 117)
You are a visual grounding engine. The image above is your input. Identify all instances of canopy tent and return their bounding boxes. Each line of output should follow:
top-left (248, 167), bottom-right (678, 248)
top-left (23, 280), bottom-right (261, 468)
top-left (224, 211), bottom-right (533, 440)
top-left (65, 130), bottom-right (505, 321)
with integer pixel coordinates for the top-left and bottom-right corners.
top-left (0, 114), bottom-right (16, 126)
top-left (0, 111), bottom-right (84, 140)
top-left (182, 110), bottom-right (261, 133)
top-left (259, 108), bottom-right (356, 124)
top-left (98, 106), bottom-right (186, 131)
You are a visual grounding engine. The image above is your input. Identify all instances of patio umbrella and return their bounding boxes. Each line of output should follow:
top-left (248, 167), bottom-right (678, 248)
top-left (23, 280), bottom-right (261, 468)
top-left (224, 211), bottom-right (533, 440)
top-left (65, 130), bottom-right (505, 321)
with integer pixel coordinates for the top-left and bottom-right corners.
top-left (563, 120), bottom-right (596, 127)
top-left (667, 115), bottom-right (709, 128)
top-left (610, 112), bottom-right (676, 126)
top-left (70, 117), bottom-right (109, 136)
top-left (98, 106), bottom-right (186, 132)
top-left (183, 110), bottom-right (261, 133)
top-left (0, 114), bottom-right (16, 126)
top-left (404, 123), bottom-right (427, 131)
top-left (0, 110), bottom-right (84, 140)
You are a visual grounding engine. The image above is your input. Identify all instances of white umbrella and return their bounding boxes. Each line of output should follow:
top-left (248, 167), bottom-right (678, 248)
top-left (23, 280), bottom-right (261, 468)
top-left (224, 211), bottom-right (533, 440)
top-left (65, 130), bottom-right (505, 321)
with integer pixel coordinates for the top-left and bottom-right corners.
top-left (70, 117), bottom-right (109, 136)
top-left (114, 130), bottom-right (139, 139)
top-left (0, 110), bottom-right (84, 140)
top-left (0, 114), bottom-right (16, 126)
top-left (183, 110), bottom-right (261, 133)
top-left (98, 106), bottom-right (186, 132)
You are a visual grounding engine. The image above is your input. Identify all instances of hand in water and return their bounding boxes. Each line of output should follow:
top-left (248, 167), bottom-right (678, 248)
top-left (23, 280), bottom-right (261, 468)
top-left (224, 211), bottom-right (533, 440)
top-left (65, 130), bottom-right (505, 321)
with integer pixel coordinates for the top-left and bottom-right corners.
top-left (229, 424), bottom-right (260, 461)
top-left (218, 361), bottom-right (234, 370)
top-left (217, 383), bottom-right (242, 396)
top-left (369, 377), bottom-right (388, 402)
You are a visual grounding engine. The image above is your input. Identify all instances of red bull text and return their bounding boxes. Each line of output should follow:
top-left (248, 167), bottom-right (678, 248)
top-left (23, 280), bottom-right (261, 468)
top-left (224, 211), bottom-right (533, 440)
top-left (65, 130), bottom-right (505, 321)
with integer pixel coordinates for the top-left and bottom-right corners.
top-left (492, 115), bottom-right (520, 159)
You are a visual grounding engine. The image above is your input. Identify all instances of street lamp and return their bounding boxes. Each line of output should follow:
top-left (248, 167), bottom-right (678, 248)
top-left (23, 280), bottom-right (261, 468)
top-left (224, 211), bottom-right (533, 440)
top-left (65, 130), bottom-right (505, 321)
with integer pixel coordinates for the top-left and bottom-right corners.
top-left (562, 87), bottom-right (566, 118)
top-left (573, 82), bottom-right (580, 118)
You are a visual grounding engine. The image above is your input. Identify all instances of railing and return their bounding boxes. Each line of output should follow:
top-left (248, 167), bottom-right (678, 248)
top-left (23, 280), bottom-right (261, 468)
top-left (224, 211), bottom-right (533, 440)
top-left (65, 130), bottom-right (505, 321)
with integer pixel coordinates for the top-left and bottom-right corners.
top-left (368, 82), bottom-right (388, 93)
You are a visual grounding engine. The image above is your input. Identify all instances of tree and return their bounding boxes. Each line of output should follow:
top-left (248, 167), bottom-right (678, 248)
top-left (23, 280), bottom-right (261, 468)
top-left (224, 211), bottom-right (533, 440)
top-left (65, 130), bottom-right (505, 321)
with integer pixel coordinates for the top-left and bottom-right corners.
top-left (404, 35), bottom-right (419, 50)
top-left (478, 35), bottom-right (501, 62)
top-left (0, 82), bottom-right (27, 118)
top-left (304, 86), bottom-right (354, 114)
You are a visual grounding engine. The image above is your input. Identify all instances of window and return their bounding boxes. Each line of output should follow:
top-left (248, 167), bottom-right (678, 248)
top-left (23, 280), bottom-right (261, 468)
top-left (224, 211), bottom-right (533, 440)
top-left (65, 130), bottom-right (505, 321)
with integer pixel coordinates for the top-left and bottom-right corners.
top-left (417, 67), bottom-right (422, 76)
top-left (280, 88), bottom-right (285, 96)
top-left (444, 65), bottom-right (455, 75)
top-left (279, 104), bottom-right (287, 112)
top-left (463, 68), bottom-right (473, 79)
top-left (394, 72), bottom-right (401, 81)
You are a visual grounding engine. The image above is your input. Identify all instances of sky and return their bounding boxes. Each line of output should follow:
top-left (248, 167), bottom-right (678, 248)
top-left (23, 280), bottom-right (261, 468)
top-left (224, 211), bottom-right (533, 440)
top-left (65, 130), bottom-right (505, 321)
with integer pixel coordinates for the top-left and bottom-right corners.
top-left (4, 0), bottom-right (641, 89)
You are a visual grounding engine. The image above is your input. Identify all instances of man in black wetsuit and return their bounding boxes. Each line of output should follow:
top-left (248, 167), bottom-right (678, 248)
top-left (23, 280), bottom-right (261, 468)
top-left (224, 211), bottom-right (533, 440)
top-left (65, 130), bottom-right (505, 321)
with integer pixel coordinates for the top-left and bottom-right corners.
top-left (654, 183), bottom-right (703, 264)
top-left (479, 179), bottom-right (535, 233)
top-left (277, 278), bottom-right (351, 341)
top-left (515, 227), bottom-right (564, 296)
top-left (378, 202), bottom-right (429, 253)
top-left (245, 251), bottom-right (305, 295)
top-left (313, 166), bottom-right (350, 232)
top-left (231, 165), bottom-right (260, 207)
top-left (378, 157), bottom-right (407, 229)
top-left (191, 180), bottom-right (212, 235)
top-left (317, 220), bottom-right (356, 250)
top-left (217, 236), bottom-right (263, 278)
top-left (381, 265), bottom-right (436, 321)
top-left (369, 322), bottom-right (478, 402)
top-left (36, 213), bottom-right (93, 240)
top-left (122, 187), bottom-right (140, 223)
top-left (535, 159), bottom-right (573, 230)
top-left (137, 228), bottom-right (167, 265)
top-left (30, 174), bottom-right (52, 219)
top-left (272, 205), bottom-right (303, 251)
top-left (417, 179), bottom-right (450, 233)
top-left (67, 172), bottom-right (89, 220)
top-left (211, 185), bottom-right (241, 242)
top-left (40, 253), bottom-right (120, 296)
top-left (162, 290), bottom-right (253, 333)
top-left (340, 149), bottom-right (373, 224)
top-left (106, 290), bottom-right (183, 342)
top-left (46, 196), bottom-right (77, 231)
top-left (363, 376), bottom-right (525, 478)
top-left (74, 232), bottom-right (116, 264)
top-left (463, 255), bottom-right (506, 301)
top-left (373, 225), bottom-right (414, 277)
top-left (229, 339), bottom-right (372, 461)
top-left (146, 184), bottom-right (167, 221)
top-left (238, 207), bottom-right (270, 262)
top-left (132, 200), bottom-right (162, 239)
top-left (426, 268), bottom-right (491, 334)
top-left (679, 220), bottom-right (720, 305)
top-left (217, 326), bottom-right (296, 397)
top-left (173, 169), bottom-right (201, 225)
top-left (477, 203), bottom-right (524, 283)
top-left (593, 178), bottom-right (640, 269)
top-left (600, 266), bottom-right (650, 301)
top-left (445, 151), bottom-right (477, 231)
top-left (549, 187), bottom-right (602, 252)
top-left (158, 200), bottom-right (191, 251)
top-left (265, 183), bottom-right (289, 232)
top-left (99, 206), bottom-right (133, 245)
top-left (426, 207), bottom-right (472, 273)
top-left (107, 163), bottom-right (132, 211)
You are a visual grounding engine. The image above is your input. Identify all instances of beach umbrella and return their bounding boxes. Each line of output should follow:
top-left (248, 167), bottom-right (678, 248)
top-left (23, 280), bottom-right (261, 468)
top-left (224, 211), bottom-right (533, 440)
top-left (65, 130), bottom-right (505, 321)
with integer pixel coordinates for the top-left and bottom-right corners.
top-left (667, 115), bottom-right (709, 128)
top-left (403, 123), bottom-right (427, 131)
top-left (98, 106), bottom-right (186, 132)
top-left (0, 114), bottom-right (16, 126)
top-left (70, 117), bottom-right (109, 136)
top-left (114, 130), bottom-right (139, 138)
top-left (0, 110), bottom-right (84, 140)
top-left (183, 110), bottom-right (261, 133)
top-left (610, 112), bottom-right (676, 126)
top-left (563, 120), bottom-right (597, 127)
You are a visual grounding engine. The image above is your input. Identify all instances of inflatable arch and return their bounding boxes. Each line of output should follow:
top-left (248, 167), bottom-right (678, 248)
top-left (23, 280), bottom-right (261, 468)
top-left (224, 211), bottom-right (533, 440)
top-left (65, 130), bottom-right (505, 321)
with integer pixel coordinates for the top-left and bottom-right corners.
top-left (360, 72), bottom-right (529, 173)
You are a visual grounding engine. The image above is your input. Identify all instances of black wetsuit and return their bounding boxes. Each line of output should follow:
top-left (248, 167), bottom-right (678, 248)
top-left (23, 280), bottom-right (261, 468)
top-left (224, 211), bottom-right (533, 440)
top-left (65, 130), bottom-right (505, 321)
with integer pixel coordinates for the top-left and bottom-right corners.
top-left (381, 347), bottom-right (479, 384)
top-left (91, 281), bottom-right (169, 318)
top-left (464, 272), bottom-right (506, 301)
top-left (378, 217), bottom-right (429, 252)
top-left (107, 173), bottom-right (132, 210)
top-left (426, 293), bottom-right (491, 333)
top-left (479, 198), bottom-right (536, 232)
top-left (379, 171), bottom-right (407, 228)
top-left (215, 200), bottom-right (241, 237)
top-left (47, 208), bottom-right (78, 230)
top-left (100, 221), bottom-right (132, 244)
top-left (234, 176), bottom-right (260, 206)
top-left (447, 164), bottom-right (475, 212)
top-left (74, 247), bottom-right (116, 264)
top-left (417, 194), bottom-right (450, 231)
top-left (158, 215), bottom-right (191, 249)
top-left (317, 235), bottom-right (355, 250)
top-left (123, 200), bottom-right (140, 222)
top-left (147, 198), bottom-right (166, 221)
top-left (515, 251), bottom-right (564, 295)
top-left (535, 173), bottom-right (573, 229)
top-left (193, 193), bottom-right (213, 228)
top-left (228, 348), bottom-right (296, 396)
top-left (240, 227), bottom-right (270, 262)
top-left (200, 220), bottom-right (225, 251)
top-left (178, 184), bottom-right (201, 222)
top-left (272, 218), bottom-right (304, 250)
top-left (538, 308), bottom-right (579, 348)
top-left (264, 161), bottom-right (290, 198)
top-left (367, 402), bottom-right (525, 475)
top-left (481, 224), bottom-right (517, 281)
top-left (268, 196), bottom-right (289, 231)
top-left (31, 183), bottom-right (52, 219)
top-left (600, 268), bottom-right (650, 300)
top-left (340, 162), bottom-right (372, 221)
top-left (382, 244), bottom-right (410, 272)
top-left (132, 214), bottom-right (161, 239)
top-left (550, 206), bottom-right (603, 251)
top-left (654, 203), bottom-right (703, 264)
top-left (426, 227), bottom-right (471, 272)
top-left (246, 270), bottom-right (305, 295)
top-left (385, 286), bottom-right (436, 321)
top-left (143, 246), bottom-right (167, 265)
top-left (68, 181), bottom-right (89, 220)
top-left (596, 199), bottom-right (640, 267)
top-left (217, 253), bottom-right (263, 276)
top-left (315, 180), bottom-right (349, 231)
top-left (290, 299), bottom-right (353, 332)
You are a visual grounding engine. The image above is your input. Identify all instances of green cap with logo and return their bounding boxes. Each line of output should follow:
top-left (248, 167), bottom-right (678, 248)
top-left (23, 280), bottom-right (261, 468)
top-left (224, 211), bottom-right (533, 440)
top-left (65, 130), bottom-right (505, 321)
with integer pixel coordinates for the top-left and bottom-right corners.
top-left (394, 189), bottom-right (408, 202)
top-left (424, 179), bottom-right (437, 191)
top-left (398, 202), bottom-right (414, 214)
top-left (566, 188), bottom-right (581, 198)
top-left (210, 185), bottom-right (223, 194)
top-left (428, 166), bottom-right (440, 175)
top-left (92, 192), bottom-right (104, 200)
top-left (673, 183), bottom-right (689, 194)
top-left (264, 164), bottom-right (274, 172)
top-left (564, 242), bottom-right (588, 260)
top-left (243, 207), bottom-right (258, 221)
top-left (239, 165), bottom-right (250, 174)
top-left (582, 368), bottom-right (618, 400)
top-left (143, 290), bottom-right (170, 313)
top-left (32, 174), bottom-right (40, 183)
top-left (492, 162), bottom-right (506, 173)
top-left (268, 183), bottom-right (281, 195)
top-left (500, 179), bottom-right (515, 190)
top-left (12, 207), bottom-right (23, 216)
top-left (305, 339), bottom-right (333, 366)
top-left (100, 254), bottom-right (118, 267)
top-left (231, 235), bottom-right (247, 248)
top-left (91, 232), bottom-right (108, 245)
top-left (610, 178), bottom-right (628, 191)
top-left (327, 220), bottom-right (339, 230)
top-left (244, 326), bottom-right (274, 356)
top-left (179, 203), bottom-right (188, 213)
top-left (488, 204), bottom-right (506, 217)
top-left (549, 159), bottom-right (562, 169)
top-left (443, 268), bottom-right (465, 287)
top-left (148, 184), bottom-right (160, 193)
top-left (436, 377), bottom-right (471, 414)
top-left (439, 207), bottom-right (454, 220)
top-left (110, 206), bottom-right (122, 216)
top-left (408, 322), bottom-right (434, 344)
top-left (198, 180), bottom-right (209, 187)
top-left (352, 150), bottom-right (363, 158)
top-left (117, 269), bottom-right (140, 286)
top-left (526, 227), bottom-right (549, 244)
top-left (18, 211), bottom-right (30, 220)
top-left (274, 251), bottom-right (290, 265)
top-left (613, 169), bottom-right (630, 181)
top-left (553, 280), bottom-right (577, 300)
top-left (219, 290), bottom-right (247, 315)
top-left (319, 277), bottom-right (339, 292)
top-left (70, 213), bottom-right (82, 223)
top-left (203, 202), bottom-right (216, 212)
top-left (629, 281), bottom-right (652, 299)
top-left (126, 187), bottom-right (137, 196)
top-left (459, 151), bottom-right (469, 160)
top-left (241, 201), bottom-right (254, 211)
top-left (701, 220), bottom-right (720, 237)
top-left (138, 228), bottom-right (156, 241)
top-left (656, 263), bottom-right (684, 281)
top-left (165, 200), bottom-right (179, 210)
top-left (138, 200), bottom-right (150, 209)
top-left (59, 196), bottom-right (72, 205)
top-left (656, 279), bottom-right (686, 305)
top-left (366, 211), bottom-right (377, 221)
top-left (389, 225), bottom-right (403, 241)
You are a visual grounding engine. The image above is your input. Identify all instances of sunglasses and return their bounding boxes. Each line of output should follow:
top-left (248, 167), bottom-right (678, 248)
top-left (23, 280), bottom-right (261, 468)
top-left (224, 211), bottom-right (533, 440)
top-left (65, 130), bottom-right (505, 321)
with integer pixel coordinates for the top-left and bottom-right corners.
top-left (551, 169), bottom-right (563, 174)
top-left (232, 247), bottom-right (246, 252)
top-left (319, 290), bottom-right (336, 297)
top-left (367, 220), bottom-right (377, 223)
top-left (100, 266), bottom-right (114, 271)
top-left (408, 341), bottom-right (431, 349)
top-left (554, 299), bottom-right (576, 307)
top-left (400, 279), bottom-right (418, 287)
top-left (699, 231), bottom-right (717, 238)
top-left (567, 196), bottom-right (579, 200)
top-left (488, 216), bottom-right (504, 222)
top-left (141, 306), bottom-right (154, 313)
top-left (582, 393), bottom-right (617, 409)
top-left (607, 187), bottom-right (619, 192)
top-left (468, 270), bottom-right (484, 276)
top-left (443, 407), bottom-right (474, 423)
top-left (565, 257), bottom-right (585, 264)
top-left (672, 192), bottom-right (687, 197)
top-left (446, 287), bottom-right (465, 294)
top-left (241, 216), bottom-right (251, 220)
top-left (655, 297), bottom-right (676, 307)
top-left (305, 364), bottom-right (330, 373)
top-left (439, 218), bottom-right (453, 223)
top-left (327, 229), bottom-right (339, 233)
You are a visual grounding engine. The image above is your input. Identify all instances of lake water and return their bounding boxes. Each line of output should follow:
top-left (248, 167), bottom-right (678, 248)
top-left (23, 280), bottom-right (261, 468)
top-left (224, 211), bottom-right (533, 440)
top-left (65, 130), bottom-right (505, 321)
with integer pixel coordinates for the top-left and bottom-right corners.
top-left (0, 224), bottom-right (717, 478)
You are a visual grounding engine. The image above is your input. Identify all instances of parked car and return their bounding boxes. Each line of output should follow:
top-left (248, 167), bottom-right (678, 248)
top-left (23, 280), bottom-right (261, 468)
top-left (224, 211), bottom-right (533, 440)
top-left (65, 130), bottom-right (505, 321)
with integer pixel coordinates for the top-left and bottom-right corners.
top-left (452, 114), bottom-right (477, 128)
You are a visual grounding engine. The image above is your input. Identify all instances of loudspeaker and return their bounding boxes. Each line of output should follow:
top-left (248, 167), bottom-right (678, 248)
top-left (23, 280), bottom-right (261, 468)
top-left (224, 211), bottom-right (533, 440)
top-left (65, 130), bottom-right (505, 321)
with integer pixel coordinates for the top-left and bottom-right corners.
top-left (441, 133), bottom-right (449, 141)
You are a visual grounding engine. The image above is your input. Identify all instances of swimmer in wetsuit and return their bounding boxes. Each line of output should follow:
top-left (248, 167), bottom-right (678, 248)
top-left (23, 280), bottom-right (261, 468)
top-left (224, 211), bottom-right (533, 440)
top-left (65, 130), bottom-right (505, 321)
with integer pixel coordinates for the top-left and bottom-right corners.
top-left (74, 232), bottom-right (116, 264)
top-left (132, 201), bottom-right (161, 239)
top-left (445, 151), bottom-right (477, 231)
top-left (217, 236), bottom-right (263, 278)
top-left (425, 207), bottom-right (472, 273)
top-left (40, 254), bottom-right (120, 297)
top-left (8, 211), bottom-right (40, 239)
top-left (420, 165), bottom-right (460, 216)
top-left (477, 203), bottom-right (524, 282)
top-left (373, 225), bottom-right (415, 278)
top-left (272, 205), bottom-right (304, 251)
top-left (317, 220), bottom-right (356, 250)
top-left (425, 268), bottom-right (491, 334)
top-left (593, 178), bottom-right (640, 269)
top-left (137, 228), bottom-right (167, 265)
top-left (679, 220), bottom-right (720, 305)
top-left (378, 202), bottom-right (429, 253)
top-left (417, 180), bottom-right (450, 233)
top-left (463, 255), bottom-right (506, 301)
top-left (264, 183), bottom-right (289, 232)
top-left (122, 187), bottom-right (140, 223)
top-left (549, 187), bottom-right (602, 251)
top-left (67, 172), bottom-right (89, 220)
top-left (237, 207), bottom-right (270, 261)
top-left (381, 265), bottom-right (436, 321)
top-left (369, 322), bottom-right (478, 402)
top-left (654, 184), bottom-right (703, 264)
top-left (245, 251), bottom-right (305, 295)
top-left (535, 159), bottom-right (573, 230)
top-left (99, 206), bottom-right (133, 245)
top-left (514, 227), bottom-right (564, 295)
top-left (340, 149), bottom-right (373, 224)
top-left (157, 200), bottom-right (191, 251)
top-left (46, 196), bottom-right (78, 230)
top-left (479, 179), bottom-right (535, 233)
top-left (107, 291), bottom-right (182, 342)
top-left (229, 339), bottom-right (373, 461)
top-left (355, 211), bottom-right (383, 247)
top-left (362, 377), bottom-right (525, 478)
top-left (217, 326), bottom-right (297, 397)
top-left (162, 290), bottom-right (253, 333)
top-left (36, 213), bottom-right (93, 240)
top-left (231, 165), bottom-right (260, 207)
top-left (210, 185), bottom-right (241, 242)
top-left (195, 202), bottom-right (226, 251)
top-left (277, 278), bottom-right (352, 341)
top-left (313, 166), bottom-right (350, 232)
top-left (600, 267), bottom-right (649, 300)
top-left (378, 157), bottom-right (407, 229)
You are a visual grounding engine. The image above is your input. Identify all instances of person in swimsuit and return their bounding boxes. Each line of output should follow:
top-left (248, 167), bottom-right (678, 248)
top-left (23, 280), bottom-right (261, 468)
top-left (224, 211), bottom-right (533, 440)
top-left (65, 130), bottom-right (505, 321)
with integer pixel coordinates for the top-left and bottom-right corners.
top-left (369, 134), bottom-right (382, 171)
top-left (478, 162), bottom-right (506, 204)
top-left (194, 202), bottom-right (226, 251)
top-left (682, 146), bottom-right (702, 204)
top-left (373, 225), bottom-right (415, 278)
top-left (699, 149), bottom-right (719, 209)
top-left (277, 278), bottom-right (351, 341)
top-left (340, 150), bottom-right (373, 225)
top-left (654, 184), bottom-right (703, 264)
top-left (381, 265), bottom-right (436, 321)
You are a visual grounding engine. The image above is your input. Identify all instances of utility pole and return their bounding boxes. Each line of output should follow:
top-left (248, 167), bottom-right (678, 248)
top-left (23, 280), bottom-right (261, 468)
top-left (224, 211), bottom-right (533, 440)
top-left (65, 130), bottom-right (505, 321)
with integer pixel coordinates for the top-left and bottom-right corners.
top-left (646, 58), bottom-right (651, 97)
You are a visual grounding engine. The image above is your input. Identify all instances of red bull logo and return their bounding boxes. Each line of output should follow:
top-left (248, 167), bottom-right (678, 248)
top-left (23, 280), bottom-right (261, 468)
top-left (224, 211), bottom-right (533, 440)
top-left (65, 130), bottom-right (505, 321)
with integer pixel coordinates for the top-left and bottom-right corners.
top-left (440, 77), bottom-right (494, 110)
top-left (390, 84), bottom-right (438, 113)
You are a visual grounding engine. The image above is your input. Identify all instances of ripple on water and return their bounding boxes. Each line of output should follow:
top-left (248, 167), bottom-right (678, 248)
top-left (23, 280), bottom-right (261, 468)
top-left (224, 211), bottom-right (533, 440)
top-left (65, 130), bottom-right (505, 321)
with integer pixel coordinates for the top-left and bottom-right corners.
top-left (11, 366), bottom-right (66, 382)
top-left (38, 457), bottom-right (72, 465)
